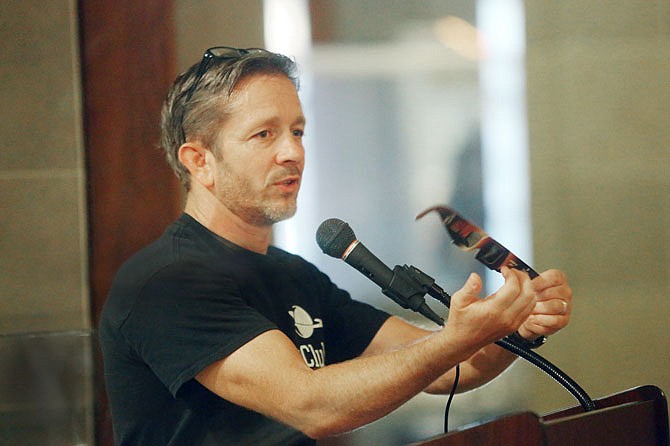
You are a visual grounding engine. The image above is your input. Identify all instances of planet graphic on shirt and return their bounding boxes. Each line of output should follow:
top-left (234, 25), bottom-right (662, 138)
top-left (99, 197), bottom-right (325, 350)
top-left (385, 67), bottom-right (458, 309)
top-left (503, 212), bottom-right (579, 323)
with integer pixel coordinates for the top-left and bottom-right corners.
top-left (288, 305), bottom-right (323, 338)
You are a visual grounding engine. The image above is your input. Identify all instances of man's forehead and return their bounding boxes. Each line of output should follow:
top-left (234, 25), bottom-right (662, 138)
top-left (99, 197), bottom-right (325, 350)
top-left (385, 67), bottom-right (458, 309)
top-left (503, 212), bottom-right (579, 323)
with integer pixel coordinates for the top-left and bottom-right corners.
top-left (231, 72), bottom-right (297, 96)
top-left (227, 74), bottom-right (302, 110)
top-left (216, 74), bottom-right (305, 130)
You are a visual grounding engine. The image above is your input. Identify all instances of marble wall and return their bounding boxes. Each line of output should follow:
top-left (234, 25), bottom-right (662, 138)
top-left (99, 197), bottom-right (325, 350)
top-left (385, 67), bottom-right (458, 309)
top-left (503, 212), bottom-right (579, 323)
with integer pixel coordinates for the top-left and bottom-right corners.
top-left (0, 0), bottom-right (89, 335)
top-left (0, 0), bottom-right (94, 444)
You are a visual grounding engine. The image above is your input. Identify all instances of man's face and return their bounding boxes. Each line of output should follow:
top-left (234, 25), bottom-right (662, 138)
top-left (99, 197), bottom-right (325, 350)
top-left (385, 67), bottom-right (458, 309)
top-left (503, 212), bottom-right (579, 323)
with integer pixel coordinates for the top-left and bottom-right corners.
top-left (210, 74), bottom-right (306, 226)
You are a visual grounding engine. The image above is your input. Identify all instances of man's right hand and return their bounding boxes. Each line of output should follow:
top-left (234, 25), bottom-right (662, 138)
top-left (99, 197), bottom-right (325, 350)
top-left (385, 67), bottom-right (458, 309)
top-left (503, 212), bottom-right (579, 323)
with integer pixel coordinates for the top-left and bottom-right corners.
top-left (440, 267), bottom-right (537, 357)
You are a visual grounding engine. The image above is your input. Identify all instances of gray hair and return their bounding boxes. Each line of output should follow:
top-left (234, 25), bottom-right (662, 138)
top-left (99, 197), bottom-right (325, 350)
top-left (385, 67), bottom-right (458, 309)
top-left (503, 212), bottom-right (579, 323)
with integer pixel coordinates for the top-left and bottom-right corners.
top-left (160, 49), bottom-right (299, 190)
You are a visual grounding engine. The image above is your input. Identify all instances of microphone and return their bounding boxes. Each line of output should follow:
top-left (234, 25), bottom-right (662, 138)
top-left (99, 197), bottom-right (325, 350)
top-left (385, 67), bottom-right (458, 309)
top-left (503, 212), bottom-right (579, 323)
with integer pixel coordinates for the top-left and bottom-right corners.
top-left (316, 218), bottom-right (444, 325)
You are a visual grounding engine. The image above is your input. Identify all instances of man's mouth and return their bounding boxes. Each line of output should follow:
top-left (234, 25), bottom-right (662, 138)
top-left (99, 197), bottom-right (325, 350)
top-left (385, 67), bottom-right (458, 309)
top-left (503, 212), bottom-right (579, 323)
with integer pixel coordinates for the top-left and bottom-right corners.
top-left (274, 176), bottom-right (301, 189)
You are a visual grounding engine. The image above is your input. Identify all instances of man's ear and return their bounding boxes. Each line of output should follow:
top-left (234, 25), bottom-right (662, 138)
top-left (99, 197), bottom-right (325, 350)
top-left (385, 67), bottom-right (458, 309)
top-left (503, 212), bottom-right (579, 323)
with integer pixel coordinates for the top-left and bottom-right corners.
top-left (178, 143), bottom-right (215, 188)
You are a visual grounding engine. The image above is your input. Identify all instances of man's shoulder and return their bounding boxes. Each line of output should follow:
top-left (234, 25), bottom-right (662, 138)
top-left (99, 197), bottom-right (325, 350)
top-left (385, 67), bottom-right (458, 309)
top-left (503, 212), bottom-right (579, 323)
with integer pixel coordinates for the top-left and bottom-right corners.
top-left (115, 218), bottom-right (187, 280)
top-left (115, 214), bottom-right (224, 280)
top-left (102, 216), bottom-right (221, 320)
top-left (267, 245), bottom-right (317, 269)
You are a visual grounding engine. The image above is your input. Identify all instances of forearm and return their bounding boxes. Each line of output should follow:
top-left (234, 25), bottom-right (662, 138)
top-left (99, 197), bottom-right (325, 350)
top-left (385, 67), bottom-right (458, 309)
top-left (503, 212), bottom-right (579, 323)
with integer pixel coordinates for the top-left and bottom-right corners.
top-left (424, 342), bottom-right (518, 394)
top-left (265, 328), bottom-right (479, 438)
top-left (289, 329), bottom-right (527, 435)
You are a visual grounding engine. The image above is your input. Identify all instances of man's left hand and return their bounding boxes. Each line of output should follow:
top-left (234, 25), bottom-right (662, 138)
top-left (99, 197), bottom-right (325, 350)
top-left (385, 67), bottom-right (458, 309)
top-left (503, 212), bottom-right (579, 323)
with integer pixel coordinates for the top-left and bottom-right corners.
top-left (517, 269), bottom-right (572, 340)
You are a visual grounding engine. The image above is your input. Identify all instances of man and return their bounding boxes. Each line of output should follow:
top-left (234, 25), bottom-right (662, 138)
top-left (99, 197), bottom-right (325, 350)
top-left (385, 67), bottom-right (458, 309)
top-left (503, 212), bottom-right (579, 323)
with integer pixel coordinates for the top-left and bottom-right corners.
top-left (100, 47), bottom-right (572, 445)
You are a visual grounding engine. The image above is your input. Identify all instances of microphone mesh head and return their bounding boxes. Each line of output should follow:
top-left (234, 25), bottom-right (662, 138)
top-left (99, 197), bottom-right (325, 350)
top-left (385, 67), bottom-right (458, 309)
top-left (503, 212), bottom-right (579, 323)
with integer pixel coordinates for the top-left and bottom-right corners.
top-left (316, 218), bottom-right (356, 258)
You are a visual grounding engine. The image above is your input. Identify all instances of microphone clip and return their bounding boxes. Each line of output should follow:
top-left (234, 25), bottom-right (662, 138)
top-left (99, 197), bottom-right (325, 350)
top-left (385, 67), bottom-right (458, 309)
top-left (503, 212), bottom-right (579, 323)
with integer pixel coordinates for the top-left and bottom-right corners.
top-left (383, 265), bottom-right (452, 326)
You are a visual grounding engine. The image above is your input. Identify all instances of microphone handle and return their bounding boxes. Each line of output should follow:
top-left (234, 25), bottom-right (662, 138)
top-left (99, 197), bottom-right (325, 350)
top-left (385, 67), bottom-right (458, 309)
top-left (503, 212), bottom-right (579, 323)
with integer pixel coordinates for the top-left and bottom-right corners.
top-left (344, 242), bottom-right (444, 325)
top-left (343, 241), bottom-right (394, 289)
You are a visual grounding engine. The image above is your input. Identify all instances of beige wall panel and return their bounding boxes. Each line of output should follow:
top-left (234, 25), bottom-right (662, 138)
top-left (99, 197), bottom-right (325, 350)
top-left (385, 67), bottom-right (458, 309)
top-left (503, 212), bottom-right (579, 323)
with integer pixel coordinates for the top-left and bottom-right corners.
top-left (525, 3), bottom-right (670, 414)
top-left (0, 0), bottom-right (82, 171)
top-left (526, 1), bottom-right (670, 41)
top-left (175, 0), bottom-right (264, 70)
top-left (0, 174), bottom-right (88, 333)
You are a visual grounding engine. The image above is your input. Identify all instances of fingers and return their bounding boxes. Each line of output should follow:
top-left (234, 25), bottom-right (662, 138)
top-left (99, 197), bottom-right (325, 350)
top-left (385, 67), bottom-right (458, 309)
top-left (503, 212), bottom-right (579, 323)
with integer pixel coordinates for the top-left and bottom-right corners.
top-left (445, 268), bottom-right (538, 351)
top-left (465, 272), bottom-right (483, 295)
top-left (522, 300), bottom-right (570, 337)
top-left (532, 269), bottom-right (568, 294)
top-left (532, 298), bottom-right (570, 316)
top-left (523, 311), bottom-right (570, 336)
top-left (450, 268), bottom-right (573, 343)
top-left (498, 267), bottom-right (537, 317)
top-left (533, 285), bottom-right (571, 303)
top-left (522, 269), bottom-right (573, 337)
top-left (470, 267), bottom-right (536, 335)
top-left (531, 269), bottom-right (572, 313)
top-left (449, 272), bottom-right (482, 310)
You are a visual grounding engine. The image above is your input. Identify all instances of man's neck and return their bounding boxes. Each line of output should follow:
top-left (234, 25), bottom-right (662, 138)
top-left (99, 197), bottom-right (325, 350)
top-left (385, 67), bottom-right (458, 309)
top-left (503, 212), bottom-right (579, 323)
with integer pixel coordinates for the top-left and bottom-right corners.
top-left (183, 196), bottom-right (272, 255)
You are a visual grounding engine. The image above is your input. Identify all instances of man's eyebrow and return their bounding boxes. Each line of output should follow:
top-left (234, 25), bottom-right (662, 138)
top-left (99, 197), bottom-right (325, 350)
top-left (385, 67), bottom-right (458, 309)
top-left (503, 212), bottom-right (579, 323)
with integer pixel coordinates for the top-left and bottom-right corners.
top-left (255, 114), bottom-right (305, 127)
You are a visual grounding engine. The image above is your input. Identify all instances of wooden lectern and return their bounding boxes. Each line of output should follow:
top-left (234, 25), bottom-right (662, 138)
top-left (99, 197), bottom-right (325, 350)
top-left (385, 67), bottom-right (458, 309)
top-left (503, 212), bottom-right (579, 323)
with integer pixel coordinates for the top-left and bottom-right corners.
top-left (410, 385), bottom-right (669, 446)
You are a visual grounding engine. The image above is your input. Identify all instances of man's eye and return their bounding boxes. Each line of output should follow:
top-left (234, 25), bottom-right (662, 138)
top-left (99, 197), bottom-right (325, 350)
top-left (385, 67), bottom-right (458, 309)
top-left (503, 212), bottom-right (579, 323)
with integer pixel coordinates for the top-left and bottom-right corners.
top-left (257, 130), bottom-right (270, 138)
top-left (293, 129), bottom-right (304, 137)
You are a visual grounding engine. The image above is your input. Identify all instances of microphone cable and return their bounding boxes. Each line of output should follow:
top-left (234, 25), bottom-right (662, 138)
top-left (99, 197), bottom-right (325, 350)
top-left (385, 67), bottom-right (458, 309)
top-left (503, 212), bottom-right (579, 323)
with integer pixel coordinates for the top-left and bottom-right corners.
top-left (430, 313), bottom-right (460, 433)
top-left (495, 336), bottom-right (596, 411)
top-left (444, 363), bottom-right (460, 432)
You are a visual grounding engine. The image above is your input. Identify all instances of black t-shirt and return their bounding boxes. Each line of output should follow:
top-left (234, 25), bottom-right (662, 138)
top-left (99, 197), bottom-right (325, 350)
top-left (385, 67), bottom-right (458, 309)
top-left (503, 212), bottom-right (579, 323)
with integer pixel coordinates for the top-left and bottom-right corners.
top-left (99, 214), bottom-right (391, 445)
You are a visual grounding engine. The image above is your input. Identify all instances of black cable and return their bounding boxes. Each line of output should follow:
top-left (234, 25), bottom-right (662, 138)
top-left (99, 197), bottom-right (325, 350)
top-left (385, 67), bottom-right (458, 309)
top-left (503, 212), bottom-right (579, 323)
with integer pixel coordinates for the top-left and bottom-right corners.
top-left (444, 363), bottom-right (460, 432)
top-left (428, 305), bottom-right (459, 433)
top-left (495, 337), bottom-right (596, 411)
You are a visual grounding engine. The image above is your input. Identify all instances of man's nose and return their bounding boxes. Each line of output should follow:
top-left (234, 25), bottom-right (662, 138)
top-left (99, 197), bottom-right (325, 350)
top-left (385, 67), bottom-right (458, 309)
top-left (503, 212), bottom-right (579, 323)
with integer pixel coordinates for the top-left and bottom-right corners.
top-left (276, 134), bottom-right (304, 165)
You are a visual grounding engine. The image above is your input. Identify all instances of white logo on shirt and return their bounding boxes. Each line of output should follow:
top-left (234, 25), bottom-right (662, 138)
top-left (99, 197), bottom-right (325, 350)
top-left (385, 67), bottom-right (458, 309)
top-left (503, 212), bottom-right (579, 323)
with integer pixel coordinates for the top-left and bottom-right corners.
top-left (288, 305), bottom-right (323, 339)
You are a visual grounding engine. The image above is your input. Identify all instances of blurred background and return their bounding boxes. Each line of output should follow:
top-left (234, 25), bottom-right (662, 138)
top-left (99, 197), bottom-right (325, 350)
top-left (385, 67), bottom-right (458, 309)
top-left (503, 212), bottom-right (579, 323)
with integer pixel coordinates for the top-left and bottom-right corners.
top-left (1, 0), bottom-right (668, 445)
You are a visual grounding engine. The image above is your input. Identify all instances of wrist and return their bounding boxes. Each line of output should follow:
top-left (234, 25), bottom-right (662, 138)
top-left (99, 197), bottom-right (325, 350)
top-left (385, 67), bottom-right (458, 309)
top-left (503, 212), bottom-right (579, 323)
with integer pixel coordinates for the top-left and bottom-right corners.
top-left (508, 331), bottom-right (547, 350)
top-left (516, 325), bottom-right (536, 340)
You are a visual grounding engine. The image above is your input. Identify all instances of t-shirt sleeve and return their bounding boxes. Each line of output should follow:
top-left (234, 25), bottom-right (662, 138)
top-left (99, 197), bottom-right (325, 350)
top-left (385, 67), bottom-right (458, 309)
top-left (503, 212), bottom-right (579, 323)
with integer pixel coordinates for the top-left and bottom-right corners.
top-left (119, 263), bottom-right (277, 397)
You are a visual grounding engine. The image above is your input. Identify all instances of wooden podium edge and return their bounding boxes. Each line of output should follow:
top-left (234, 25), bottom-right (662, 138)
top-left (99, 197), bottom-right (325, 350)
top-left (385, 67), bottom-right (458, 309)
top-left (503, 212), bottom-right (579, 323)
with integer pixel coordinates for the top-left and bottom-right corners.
top-left (407, 385), bottom-right (669, 446)
top-left (541, 385), bottom-right (669, 446)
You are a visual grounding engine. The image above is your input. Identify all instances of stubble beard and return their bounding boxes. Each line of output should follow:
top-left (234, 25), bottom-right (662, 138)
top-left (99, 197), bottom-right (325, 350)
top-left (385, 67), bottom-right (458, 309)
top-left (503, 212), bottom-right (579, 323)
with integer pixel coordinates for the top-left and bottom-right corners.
top-left (216, 167), bottom-right (299, 227)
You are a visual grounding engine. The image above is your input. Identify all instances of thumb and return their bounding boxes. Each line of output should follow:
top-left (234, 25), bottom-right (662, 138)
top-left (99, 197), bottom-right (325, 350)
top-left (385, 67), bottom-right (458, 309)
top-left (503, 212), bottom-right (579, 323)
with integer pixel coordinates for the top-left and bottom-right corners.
top-left (451, 272), bottom-right (482, 309)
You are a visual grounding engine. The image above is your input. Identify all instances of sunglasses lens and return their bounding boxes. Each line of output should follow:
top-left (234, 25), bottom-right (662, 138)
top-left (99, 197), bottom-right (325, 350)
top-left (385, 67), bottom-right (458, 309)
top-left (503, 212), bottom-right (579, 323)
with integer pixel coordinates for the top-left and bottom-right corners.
top-left (207, 47), bottom-right (246, 58)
